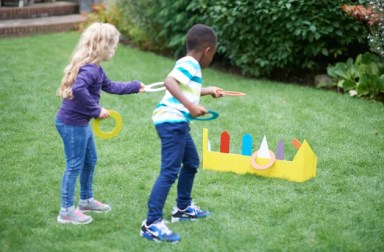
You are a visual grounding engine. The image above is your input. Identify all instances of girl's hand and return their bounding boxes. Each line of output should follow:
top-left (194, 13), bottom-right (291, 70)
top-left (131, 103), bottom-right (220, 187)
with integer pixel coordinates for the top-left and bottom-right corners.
top-left (139, 82), bottom-right (146, 93)
top-left (98, 107), bottom-right (110, 119)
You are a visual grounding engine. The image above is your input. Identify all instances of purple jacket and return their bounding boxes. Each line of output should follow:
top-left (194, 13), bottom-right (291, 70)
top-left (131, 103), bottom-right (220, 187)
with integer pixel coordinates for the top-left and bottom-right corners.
top-left (56, 64), bottom-right (141, 125)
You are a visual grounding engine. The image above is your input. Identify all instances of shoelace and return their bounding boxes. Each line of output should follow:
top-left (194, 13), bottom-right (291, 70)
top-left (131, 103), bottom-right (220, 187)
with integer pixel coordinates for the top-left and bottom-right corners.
top-left (189, 203), bottom-right (202, 212)
top-left (93, 200), bottom-right (103, 206)
top-left (157, 221), bottom-right (172, 235)
top-left (74, 209), bottom-right (88, 218)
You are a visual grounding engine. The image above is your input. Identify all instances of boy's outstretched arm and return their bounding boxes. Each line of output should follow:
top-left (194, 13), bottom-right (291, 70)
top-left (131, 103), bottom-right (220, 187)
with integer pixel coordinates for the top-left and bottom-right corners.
top-left (201, 86), bottom-right (224, 98)
top-left (164, 76), bottom-right (208, 117)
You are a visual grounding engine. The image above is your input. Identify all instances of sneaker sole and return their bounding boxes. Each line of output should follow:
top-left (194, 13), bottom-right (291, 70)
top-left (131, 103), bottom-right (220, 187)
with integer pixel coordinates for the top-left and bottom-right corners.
top-left (57, 215), bottom-right (93, 225)
top-left (140, 231), bottom-right (161, 243)
top-left (78, 209), bottom-right (111, 214)
top-left (77, 207), bottom-right (111, 214)
top-left (171, 217), bottom-right (198, 223)
top-left (171, 214), bottom-right (211, 223)
top-left (140, 231), bottom-right (180, 244)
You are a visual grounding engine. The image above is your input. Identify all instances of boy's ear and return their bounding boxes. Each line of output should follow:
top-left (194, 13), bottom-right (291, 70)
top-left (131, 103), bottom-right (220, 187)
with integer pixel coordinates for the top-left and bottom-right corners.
top-left (204, 47), bottom-right (213, 56)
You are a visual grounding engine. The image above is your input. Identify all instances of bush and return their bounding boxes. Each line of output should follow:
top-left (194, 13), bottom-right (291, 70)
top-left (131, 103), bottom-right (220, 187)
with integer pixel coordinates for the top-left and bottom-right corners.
top-left (342, 0), bottom-right (384, 58)
top-left (209, 0), bottom-right (369, 77)
top-left (80, 3), bottom-right (130, 37)
top-left (118, 0), bottom-right (204, 54)
top-left (119, 0), bottom-right (369, 78)
top-left (322, 53), bottom-right (384, 101)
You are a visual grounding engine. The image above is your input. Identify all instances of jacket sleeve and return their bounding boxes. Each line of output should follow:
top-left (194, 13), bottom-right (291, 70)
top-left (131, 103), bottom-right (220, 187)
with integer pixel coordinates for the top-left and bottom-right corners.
top-left (101, 73), bottom-right (141, 94)
top-left (72, 67), bottom-right (101, 119)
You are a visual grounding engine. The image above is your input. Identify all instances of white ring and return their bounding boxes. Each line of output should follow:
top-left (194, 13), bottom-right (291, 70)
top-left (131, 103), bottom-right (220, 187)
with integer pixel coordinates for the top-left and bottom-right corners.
top-left (144, 82), bottom-right (166, 92)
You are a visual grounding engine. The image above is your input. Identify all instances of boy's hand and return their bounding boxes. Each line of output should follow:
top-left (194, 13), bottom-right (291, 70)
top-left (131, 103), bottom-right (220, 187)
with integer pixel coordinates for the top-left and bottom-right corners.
top-left (163, 76), bottom-right (208, 117)
top-left (139, 82), bottom-right (146, 93)
top-left (98, 107), bottom-right (110, 119)
top-left (188, 104), bottom-right (208, 117)
top-left (202, 86), bottom-right (224, 98)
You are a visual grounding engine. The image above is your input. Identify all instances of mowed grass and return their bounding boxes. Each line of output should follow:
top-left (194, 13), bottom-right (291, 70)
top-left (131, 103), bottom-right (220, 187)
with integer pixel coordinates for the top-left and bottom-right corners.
top-left (0, 32), bottom-right (383, 252)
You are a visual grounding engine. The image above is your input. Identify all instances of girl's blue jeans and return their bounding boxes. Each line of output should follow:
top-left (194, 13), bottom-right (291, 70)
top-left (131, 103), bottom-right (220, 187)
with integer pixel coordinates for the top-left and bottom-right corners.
top-left (55, 118), bottom-right (97, 209)
top-left (147, 122), bottom-right (199, 224)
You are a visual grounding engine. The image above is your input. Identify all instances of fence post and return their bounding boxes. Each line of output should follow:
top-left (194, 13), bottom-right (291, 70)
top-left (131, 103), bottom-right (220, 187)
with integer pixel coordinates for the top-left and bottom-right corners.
top-left (276, 140), bottom-right (284, 160)
top-left (242, 133), bottom-right (252, 156)
top-left (220, 131), bottom-right (230, 153)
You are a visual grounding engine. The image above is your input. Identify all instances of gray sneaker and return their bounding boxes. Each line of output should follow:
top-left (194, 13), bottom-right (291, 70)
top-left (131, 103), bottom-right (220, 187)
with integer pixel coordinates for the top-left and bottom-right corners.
top-left (57, 209), bottom-right (93, 225)
top-left (78, 199), bottom-right (111, 213)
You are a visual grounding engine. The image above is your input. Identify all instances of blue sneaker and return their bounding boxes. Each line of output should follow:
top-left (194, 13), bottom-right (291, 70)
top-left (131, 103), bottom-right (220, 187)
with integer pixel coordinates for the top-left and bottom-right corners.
top-left (171, 203), bottom-right (210, 222)
top-left (140, 219), bottom-right (180, 243)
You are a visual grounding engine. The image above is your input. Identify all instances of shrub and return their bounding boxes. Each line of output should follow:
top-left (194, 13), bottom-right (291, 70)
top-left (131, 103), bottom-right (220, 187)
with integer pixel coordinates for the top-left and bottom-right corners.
top-left (208, 0), bottom-right (369, 77)
top-left (323, 53), bottom-right (384, 101)
top-left (118, 0), bottom-right (205, 54)
top-left (342, 0), bottom-right (384, 58)
top-left (119, 0), bottom-right (369, 78)
top-left (80, 3), bottom-right (130, 38)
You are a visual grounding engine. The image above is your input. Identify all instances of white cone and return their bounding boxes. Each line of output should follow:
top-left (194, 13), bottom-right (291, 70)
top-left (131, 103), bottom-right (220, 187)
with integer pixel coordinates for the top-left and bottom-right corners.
top-left (258, 135), bottom-right (270, 158)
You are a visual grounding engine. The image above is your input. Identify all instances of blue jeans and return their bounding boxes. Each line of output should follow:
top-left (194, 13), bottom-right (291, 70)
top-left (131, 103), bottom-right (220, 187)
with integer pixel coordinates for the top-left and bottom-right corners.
top-left (147, 122), bottom-right (199, 224)
top-left (55, 118), bottom-right (98, 208)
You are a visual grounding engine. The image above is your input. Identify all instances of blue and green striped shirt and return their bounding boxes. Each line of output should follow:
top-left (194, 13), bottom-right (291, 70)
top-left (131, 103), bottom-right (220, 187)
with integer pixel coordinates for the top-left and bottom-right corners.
top-left (152, 56), bottom-right (202, 125)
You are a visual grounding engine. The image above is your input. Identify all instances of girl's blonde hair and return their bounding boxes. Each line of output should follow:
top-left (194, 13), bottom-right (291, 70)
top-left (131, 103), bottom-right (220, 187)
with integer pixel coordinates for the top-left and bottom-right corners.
top-left (57, 22), bottom-right (120, 99)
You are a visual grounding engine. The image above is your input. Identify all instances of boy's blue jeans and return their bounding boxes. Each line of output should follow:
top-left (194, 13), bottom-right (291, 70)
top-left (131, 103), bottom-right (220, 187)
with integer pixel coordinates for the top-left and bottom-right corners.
top-left (55, 118), bottom-right (97, 209)
top-left (147, 122), bottom-right (199, 224)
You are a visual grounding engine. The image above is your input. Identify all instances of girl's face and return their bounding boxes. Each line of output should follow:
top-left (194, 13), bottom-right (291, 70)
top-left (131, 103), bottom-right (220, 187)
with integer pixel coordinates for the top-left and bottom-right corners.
top-left (103, 41), bottom-right (118, 61)
top-left (106, 44), bottom-right (117, 60)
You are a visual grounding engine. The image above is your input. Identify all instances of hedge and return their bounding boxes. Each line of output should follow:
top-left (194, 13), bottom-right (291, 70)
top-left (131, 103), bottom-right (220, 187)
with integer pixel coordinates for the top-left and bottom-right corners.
top-left (119, 0), bottom-right (369, 78)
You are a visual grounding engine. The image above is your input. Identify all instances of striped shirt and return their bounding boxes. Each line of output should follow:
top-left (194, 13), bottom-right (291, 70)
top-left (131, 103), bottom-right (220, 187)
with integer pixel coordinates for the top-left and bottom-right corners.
top-left (152, 56), bottom-right (202, 125)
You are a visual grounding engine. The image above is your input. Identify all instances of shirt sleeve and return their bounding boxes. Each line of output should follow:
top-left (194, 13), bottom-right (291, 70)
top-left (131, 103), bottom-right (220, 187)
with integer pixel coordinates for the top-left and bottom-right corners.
top-left (101, 71), bottom-right (141, 94)
top-left (168, 60), bottom-right (197, 85)
top-left (72, 66), bottom-right (101, 118)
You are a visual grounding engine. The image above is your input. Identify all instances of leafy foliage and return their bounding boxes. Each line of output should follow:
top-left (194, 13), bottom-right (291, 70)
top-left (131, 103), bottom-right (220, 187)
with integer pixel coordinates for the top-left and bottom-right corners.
top-left (118, 0), bottom-right (368, 78)
top-left (80, 3), bottom-right (130, 37)
top-left (324, 53), bottom-right (384, 101)
top-left (118, 0), bottom-right (205, 54)
top-left (342, 0), bottom-right (384, 58)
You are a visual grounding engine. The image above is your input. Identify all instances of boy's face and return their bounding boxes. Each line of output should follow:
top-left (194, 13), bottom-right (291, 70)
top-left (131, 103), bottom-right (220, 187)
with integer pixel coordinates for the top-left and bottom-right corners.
top-left (200, 46), bottom-right (216, 68)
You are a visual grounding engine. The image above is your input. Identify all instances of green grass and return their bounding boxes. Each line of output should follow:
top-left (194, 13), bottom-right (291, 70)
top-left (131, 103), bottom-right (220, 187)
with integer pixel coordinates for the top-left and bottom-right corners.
top-left (1, 32), bottom-right (383, 252)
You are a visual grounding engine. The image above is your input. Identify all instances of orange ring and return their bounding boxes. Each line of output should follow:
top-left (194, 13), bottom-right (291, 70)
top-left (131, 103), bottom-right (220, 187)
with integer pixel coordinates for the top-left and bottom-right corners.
top-left (250, 150), bottom-right (276, 170)
top-left (218, 90), bottom-right (246, 96)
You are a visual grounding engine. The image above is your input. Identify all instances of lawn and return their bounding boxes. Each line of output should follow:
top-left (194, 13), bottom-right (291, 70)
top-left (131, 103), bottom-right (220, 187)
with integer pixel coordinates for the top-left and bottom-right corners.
top-left (0, 32), bottom-right (383, 252)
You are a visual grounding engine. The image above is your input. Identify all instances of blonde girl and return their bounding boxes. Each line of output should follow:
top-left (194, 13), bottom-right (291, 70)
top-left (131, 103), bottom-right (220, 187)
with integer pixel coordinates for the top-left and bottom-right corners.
top-left (55, 22), bottom-right (145, 224)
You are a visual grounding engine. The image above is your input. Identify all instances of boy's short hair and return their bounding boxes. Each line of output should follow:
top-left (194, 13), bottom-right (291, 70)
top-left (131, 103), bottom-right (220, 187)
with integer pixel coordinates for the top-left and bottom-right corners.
top-left (186, 24), bottom-right (217, 51)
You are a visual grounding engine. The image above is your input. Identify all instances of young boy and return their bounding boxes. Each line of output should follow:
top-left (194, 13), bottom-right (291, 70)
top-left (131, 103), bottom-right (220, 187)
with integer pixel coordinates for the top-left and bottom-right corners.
top-left (140, 24), bottom-right (223, 243)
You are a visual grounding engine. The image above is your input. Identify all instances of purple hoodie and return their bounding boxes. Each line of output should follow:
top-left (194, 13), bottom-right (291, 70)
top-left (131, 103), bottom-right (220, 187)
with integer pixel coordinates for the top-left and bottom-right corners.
top-left (56, 64), bottom-right (141, 126)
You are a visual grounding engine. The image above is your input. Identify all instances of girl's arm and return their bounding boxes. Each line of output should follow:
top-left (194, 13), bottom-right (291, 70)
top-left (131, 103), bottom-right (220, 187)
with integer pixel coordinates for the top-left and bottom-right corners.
top-left (101, 70), bottom-right (142, 94)
top-left (71, 67), bottom-right (102, 119)
top-left (102, 79), bottom-right (142, 94)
